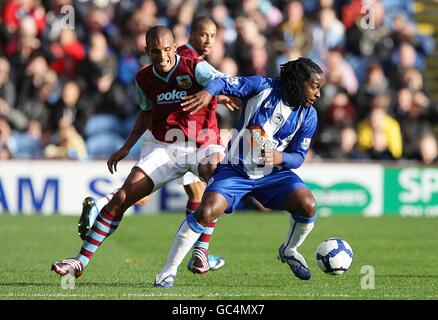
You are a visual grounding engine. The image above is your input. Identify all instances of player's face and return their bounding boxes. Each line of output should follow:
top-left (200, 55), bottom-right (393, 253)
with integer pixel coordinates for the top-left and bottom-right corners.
top-left (189, 22), bottom-right (217, 59)
top-left (146, 34), bottom-right (177, 75)
top-left (303, 73), bottom-right (324, 107)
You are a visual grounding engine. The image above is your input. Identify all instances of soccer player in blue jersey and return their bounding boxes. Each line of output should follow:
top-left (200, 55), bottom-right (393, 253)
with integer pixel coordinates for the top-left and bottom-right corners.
top-left (154, 57), bottom-right (324, 288)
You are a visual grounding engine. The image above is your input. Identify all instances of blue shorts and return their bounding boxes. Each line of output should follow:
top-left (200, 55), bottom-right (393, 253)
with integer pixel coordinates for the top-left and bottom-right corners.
top-left (205, 164), bottom-right (308, 213)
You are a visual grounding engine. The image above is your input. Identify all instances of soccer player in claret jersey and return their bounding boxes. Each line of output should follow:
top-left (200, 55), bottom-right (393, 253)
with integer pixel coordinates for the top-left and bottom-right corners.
top-left (51, 26), bottom-right (228, 279)
top-left (154, 57), bottom-right (324, 288)
top-left (76, 17), bottom-right (237, 272)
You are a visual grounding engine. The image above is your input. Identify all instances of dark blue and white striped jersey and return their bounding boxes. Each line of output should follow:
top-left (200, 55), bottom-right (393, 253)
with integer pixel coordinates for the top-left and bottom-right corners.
top-left (205, 76), bottom-right (318, 179)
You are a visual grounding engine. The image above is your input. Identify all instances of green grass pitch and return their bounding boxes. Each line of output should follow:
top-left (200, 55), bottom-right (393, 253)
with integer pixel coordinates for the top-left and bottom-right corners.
top-left (0, 213), bottom-right (437, 300)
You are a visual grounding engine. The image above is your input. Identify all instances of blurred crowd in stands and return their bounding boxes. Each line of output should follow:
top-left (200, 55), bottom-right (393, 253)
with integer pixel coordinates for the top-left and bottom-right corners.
top-left (0, 0), bottom-right (437, 164)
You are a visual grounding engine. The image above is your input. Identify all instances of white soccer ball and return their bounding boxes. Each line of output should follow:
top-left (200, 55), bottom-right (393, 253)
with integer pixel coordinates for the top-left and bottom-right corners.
top-left (315, 238), bottom-right (353, 275)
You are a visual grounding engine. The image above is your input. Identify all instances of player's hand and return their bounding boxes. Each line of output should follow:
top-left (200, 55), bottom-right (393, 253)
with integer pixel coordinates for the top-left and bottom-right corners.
top-left (217, 95), bottom-right (241, 111)
top-left (264, 148), bottom-right (284, 166)
top-left (107, 146), bottom-right (130, 174)
top-left (181, 90), bottom-right (213, 115)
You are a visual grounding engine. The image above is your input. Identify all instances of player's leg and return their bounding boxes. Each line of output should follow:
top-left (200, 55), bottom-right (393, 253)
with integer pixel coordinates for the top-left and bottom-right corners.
top-left (251, 171), bottom-right (316, 280)
top-left (52, 168), bottom-right (155, 277)
top-left (154, 191), bottom-right (228, 288)
top-left (186, 148), bottom-right (226, 273)
top-left (78, 192), bottom-right (152, 240)
top-left (278, 188), bottom-right (316, 280)
top-left (182, 173), bottom-right (225, 272)
top-left (154, 164), bottom-right (250, 288)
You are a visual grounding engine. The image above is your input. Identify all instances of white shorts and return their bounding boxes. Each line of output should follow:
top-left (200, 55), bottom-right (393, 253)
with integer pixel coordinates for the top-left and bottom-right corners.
top-left (135, 130), bottom-right (224, 192)
top-left (177, 171), bottom-right (202, 186)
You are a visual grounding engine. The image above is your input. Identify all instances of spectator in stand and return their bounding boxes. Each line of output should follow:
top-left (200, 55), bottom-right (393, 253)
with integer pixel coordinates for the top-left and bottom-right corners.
top-left (49, 80), bottom-right (88, 137)
top-left (355, 63), bottom-right (391, 122)
top-left (2, 0), bottom-right (46, 36)
top-left (272, 0), bottom-right (313, 57)
top-left (208, 0), bottom-right (237, 52)
top-left (389, 13), bottom-right (435, 62)
top-left (77, 32), bottom-right (118, 91)
top-left (337, 125), bottom-right (368, 160)
top-left (234, 16), bottom-right (266, 75)
top-left (235, 0), bottom-right (283, 33)
top-left (309, 7), bottom-right (345, 65)
top-left (48, 29), bottom-right (86, 78)
top-left (357, 100), bottom-right (403, 160)
top-left (5, 15), bottom-right (41, 82)
top-left (394, 87), bottom-right (438, 159)
top-left (323, 48), bottom-right (358, 96)
top-left (389, 42), bottom-right (428, 90)
top-left (344, 0), bottom-right (392, 82)
top-left (415, 132), bottom-right (438, 165)
top-left (0, 57), bottom-right (15, 109)
top-left (325, 88), bottom-right (356, 127)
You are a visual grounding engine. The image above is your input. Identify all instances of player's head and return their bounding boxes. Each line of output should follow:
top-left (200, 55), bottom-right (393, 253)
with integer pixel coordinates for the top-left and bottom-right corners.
top-left (280, 57), bottom-right (324, 107)
top-left (145, 25), bottom-right (177, 75)
top-left (188, 16), bottom-right (217, 59)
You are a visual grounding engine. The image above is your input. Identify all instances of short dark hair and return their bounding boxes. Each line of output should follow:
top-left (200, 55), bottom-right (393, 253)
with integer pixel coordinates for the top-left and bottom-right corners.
top-left (146, 25), bottom-right (174, 47)
top-left (280, 57), bottom-right (323, 106)
top-left (190, 16), bottom-right (216, 34)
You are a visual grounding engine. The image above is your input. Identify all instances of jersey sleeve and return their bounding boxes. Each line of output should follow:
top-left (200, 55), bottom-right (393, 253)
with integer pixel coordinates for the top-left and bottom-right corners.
top-left (204, 76), bottom-right (271, 99)
top-left (282, 108), bottom-right (318, 169)
top-left (136, 81), bottom-right (152, 111)
top-left (194, 60), bottom-right (226, 86)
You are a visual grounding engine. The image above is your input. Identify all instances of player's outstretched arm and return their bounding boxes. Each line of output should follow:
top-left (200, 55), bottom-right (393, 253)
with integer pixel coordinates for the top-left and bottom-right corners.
top-left (181, 90), bottom-right (213, 115)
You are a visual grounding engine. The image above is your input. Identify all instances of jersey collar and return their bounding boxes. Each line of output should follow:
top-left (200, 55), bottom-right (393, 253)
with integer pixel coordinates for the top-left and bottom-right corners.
top-left (186, 43), bottom-right (200, 56)
top-left (152, 54), bottom-right (180, 82)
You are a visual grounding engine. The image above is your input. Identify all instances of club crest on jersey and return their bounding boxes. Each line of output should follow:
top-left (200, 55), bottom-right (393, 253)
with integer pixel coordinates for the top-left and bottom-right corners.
top-left (264, 101), bottom-right (274, 109)
top-left (176, 74), bottom-right (192, 89)
top-left (270, 113), bottom-right (284, 126)
top-left (301, 138), bottom-right (311, 150)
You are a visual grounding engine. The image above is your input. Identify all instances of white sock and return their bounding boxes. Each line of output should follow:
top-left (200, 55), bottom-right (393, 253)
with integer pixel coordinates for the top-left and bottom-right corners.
top-left (282, 214), bottom-right (315, 257)
top-left (157, 215), bottom-right (204, 279)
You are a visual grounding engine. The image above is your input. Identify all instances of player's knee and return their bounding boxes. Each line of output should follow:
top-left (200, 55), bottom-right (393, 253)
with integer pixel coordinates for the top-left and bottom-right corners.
top-left (300, 196), bottom-right (317, 218)
top-left (196, 204), bottom-right (217, 226)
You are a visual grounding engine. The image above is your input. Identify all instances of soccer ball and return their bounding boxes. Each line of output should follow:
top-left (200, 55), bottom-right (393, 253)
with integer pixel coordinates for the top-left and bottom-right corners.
top-left (315, 238), bottom-right (353, 275)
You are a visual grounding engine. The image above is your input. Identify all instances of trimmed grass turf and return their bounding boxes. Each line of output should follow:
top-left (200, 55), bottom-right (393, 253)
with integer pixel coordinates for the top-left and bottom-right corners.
top-left (0, 213), bottom-right (437, 300)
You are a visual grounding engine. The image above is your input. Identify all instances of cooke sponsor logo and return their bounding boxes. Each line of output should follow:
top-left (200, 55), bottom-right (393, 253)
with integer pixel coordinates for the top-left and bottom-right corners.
top-left (157, 89), bottom-right (187, 103)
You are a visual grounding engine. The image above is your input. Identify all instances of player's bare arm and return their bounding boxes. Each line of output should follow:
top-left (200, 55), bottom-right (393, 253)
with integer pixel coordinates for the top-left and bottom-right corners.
top-left (107, 110), bottom-right (152, 174)
top-left (181, 90), bottom-right (212, 114)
